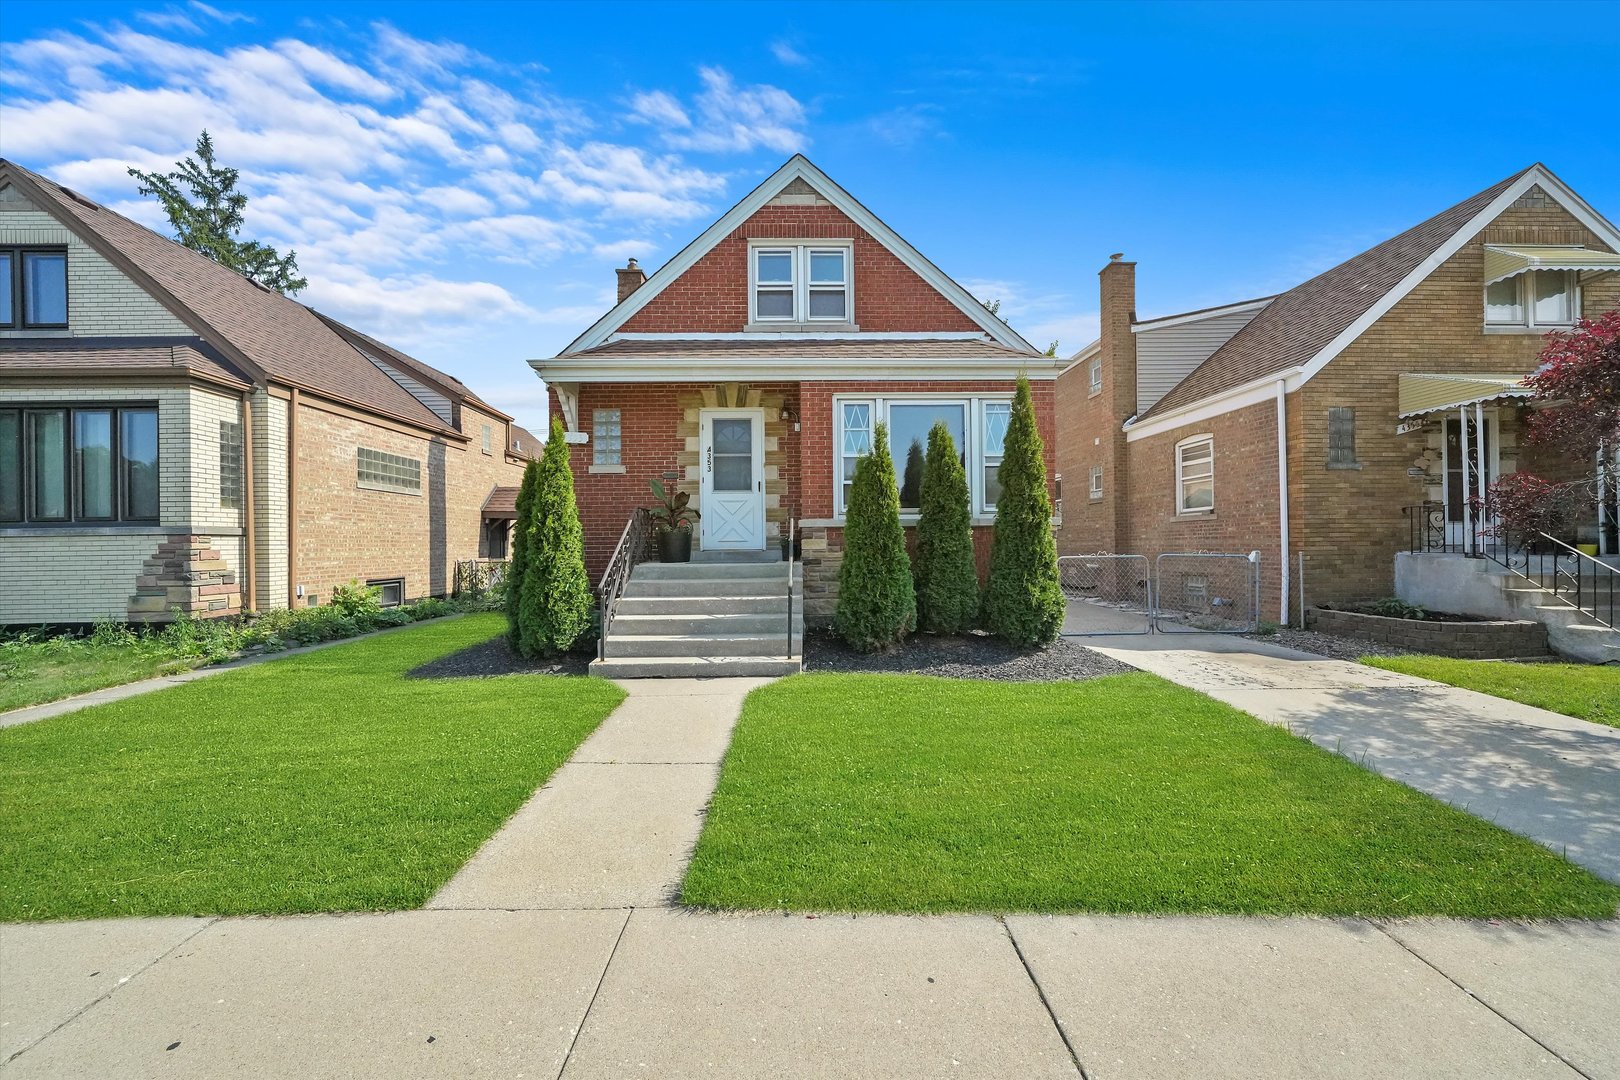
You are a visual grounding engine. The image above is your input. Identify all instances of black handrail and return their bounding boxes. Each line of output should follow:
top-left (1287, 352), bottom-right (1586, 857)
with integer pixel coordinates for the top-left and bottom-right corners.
top-left (1518, 529), bottom-right (1616, 631)
top-left (597, 507), bottom-right (653, 661)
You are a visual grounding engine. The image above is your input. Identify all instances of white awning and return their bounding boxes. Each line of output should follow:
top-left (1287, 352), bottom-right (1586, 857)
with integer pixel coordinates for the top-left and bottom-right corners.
top-left (1483, 244), bottom-right (1620, 285)
top-left (1397, 373), bottom-right (1532, 419)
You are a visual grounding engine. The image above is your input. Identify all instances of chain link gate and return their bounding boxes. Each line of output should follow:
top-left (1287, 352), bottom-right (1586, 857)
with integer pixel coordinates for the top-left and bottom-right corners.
top-left (1059, 554), bottom-right (1153, 635)
top-left (1153, 552), bottom-right (1261, 633)
top-left (1058, 551), bottom-right (1261, 636)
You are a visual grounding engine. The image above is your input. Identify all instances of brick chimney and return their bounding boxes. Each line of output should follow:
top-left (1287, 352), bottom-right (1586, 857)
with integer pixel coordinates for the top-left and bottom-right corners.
top-left (1099, 253), bottom-right (1137, 552)
top-left (616, 258), bottom-right (647, 304)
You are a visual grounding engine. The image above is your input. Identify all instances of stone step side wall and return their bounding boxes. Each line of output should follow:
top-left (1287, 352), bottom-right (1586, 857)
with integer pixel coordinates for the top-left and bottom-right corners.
top-left (1306, 606), bottom-right (1548, 659)
top-left (128, 533), bottom-right (241, 622)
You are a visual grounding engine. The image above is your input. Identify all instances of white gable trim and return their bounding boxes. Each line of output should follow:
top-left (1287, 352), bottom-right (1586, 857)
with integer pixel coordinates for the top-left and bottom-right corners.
top-left (611, 331), bottom-right (991, 342)
top-left (1131, 296), bottom-right (1275, 334)
top-left (1293, 165), bottom-right (1620, 389)
top-left (562, 155), bottom-right (1036, 355)
top-left (1124, 368), bottom-right (1303, 442)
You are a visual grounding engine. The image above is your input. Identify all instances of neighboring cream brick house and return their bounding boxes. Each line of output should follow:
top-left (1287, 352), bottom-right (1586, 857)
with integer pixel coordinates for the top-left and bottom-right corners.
top-left (0, 159), bottom-right (536, 625)
top-left (1055, 163), bottom-right (1620, 626)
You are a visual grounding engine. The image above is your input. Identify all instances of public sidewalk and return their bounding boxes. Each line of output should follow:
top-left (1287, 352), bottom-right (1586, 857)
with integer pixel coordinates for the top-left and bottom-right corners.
top-left (1089, 633), bottom-right (1620, 883)
top-left (4, 671), bottom-right (1618, 1079)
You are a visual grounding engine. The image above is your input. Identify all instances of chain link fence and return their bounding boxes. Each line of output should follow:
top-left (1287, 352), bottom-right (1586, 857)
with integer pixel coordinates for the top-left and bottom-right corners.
top-left (1152, 552), bottom-right (1260, 633)
top-left (1058, 554), bottom-right (1153, 635)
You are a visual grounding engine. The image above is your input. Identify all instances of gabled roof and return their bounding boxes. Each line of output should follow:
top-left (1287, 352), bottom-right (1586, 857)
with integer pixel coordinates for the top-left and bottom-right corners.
top-left (0, 159), bottom-right (471, 436)
top-left (559, 154), bottom-right (1038, 356)
top-left (0, 336), bottom-right (250, 390)
top-left (1135, 163), bottom-right (1620, 426)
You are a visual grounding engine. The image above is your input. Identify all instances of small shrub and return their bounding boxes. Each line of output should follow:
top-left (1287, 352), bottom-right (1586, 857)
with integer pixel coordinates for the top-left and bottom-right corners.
top-left (982, 374), bottom-right (1065, 646)
top-left (1365, 597), bottom-right (1427, 620)
top-left (329, 579), bottom-right (383, 619)
top-left (1254, 619), bottom-right (1281, 637)
top-left (913, 420), bottom-right (979, 635)
top-left (408, 597), bottom-right (451, 621)
top-left (836, 422), bottom-right (917, 651)
top-left (373, 608), bottom-right (415, 628)
top-left (516, 417), bottom-right (594, 658)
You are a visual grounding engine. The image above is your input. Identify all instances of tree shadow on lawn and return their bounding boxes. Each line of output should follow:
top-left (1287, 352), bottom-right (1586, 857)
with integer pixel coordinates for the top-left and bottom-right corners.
top-left (405, 634), bottom-right (593, 679)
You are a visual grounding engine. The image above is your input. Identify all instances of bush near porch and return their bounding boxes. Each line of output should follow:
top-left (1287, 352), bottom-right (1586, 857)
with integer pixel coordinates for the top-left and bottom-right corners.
top-left (681, 673), bottom-right (1620, 918)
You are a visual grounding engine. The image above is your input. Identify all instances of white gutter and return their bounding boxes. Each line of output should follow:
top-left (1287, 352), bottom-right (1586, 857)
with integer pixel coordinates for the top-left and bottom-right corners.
top-left (1275, 379), bottom-right (1291, 626)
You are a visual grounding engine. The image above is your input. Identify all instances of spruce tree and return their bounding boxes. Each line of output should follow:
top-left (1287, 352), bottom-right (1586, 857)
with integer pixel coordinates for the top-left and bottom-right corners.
top-left (505, 457), bottom-right (541, 644)
top-left (982, 375), bottom-right (1065, 646)
top-left (835, 423), bottom-right (916, 651)
top-left (914, 421), bottom-right (979, 634)
top-left (516, 417), bottom-right (594, 657)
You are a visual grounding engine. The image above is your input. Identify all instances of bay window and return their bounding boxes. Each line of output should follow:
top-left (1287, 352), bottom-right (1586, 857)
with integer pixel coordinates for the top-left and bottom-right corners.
top-left (751, 243), bottom-right (852, 324)
top-left (1486, 270), bottom-right (1576, 329)
top-left (834, 396), bottom-right (1015, 518)
top-left (0, 405), bottom-right (159, 524)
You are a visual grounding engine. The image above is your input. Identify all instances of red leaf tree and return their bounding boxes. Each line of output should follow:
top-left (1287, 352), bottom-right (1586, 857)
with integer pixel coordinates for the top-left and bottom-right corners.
top-left (1488, 308), bottom-right (1620, 545)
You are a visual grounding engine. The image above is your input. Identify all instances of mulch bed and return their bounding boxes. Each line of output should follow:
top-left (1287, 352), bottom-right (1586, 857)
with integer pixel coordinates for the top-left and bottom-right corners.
top-left (406, 635), bottom-right (594, 679)
top-left (1244, 627), bottom-right (1408, 661)
top-left (804, 629), bottom-right (1136, 682)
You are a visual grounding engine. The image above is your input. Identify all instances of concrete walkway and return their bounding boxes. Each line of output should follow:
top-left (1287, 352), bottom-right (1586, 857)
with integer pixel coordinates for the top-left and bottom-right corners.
top-left (5, 670), bottom-right (1619, 1078)
top-left (1090, 633), bottom-right (1620, 883)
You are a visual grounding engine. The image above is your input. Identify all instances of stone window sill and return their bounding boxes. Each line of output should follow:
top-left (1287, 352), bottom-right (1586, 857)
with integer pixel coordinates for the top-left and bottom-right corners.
top-left (1175, 510), bottom-right (1215, 520)
top-left (1482, 325), bottom-right (1571, 335)
top-left (588, 464), bottom-right (626, 474)
top-left (744, 322), bottom-right (860, 333)
top-left (356, 482), bottom-right (421, 497)
top-left (1326, 462), bottom-right (1364, 470)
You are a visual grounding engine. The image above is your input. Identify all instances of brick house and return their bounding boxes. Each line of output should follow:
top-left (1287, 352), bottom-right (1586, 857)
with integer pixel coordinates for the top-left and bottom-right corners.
top-left (0, 159), bottom-right (537, 625)
top-left (532, 155), bottom-right (1062, 626)
top-left (1055, 163), bottom-right (1620, 625)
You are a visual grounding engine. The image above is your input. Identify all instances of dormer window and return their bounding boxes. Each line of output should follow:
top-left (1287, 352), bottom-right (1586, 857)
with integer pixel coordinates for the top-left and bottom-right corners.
top-left (1485, 269), bottom-right (1576, 329)
top-left (750, 243), bottom-right (852, 325)
top-left (1, 246), bottom-right (69, 329)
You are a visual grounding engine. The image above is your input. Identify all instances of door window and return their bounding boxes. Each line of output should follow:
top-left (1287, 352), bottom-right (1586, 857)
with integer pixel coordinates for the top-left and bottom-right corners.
top-left (711, 417), bottom-right (754, 492)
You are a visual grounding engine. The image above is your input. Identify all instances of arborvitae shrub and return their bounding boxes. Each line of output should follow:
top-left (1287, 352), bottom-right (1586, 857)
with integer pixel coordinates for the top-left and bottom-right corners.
top-left (914, 420), bottom-right (979, 634)
top-left (982, 374), bottom-right (1065, 646)
top-left (516, 417), bottom-right (595, 657)
top-left (505, 458), bottom-right (540, 643)
top-left (835, 422), bottom-right (916, 651)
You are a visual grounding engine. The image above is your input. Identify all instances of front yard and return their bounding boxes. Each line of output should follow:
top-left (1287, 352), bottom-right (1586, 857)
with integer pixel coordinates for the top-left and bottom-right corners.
top-left (1363, 655), bottom-right (1620, 727)
top-left (681, 673), bottom-right (1620, 918)
top-left (0, 614), bottom-right (624, 921)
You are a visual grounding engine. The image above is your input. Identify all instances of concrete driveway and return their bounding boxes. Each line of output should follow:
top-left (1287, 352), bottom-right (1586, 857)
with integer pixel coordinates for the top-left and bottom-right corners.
top-left (1088, 633), bottom-right (1620, 883)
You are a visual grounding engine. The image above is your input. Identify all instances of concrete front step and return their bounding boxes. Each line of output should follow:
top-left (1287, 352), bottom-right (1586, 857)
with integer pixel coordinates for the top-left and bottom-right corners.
top-left (634, 562), bottom-right (799, 581)
top-left (625, 576), bottom-right (798, 599)
top-left (616, 595), bottom-right (799, 616)
top-left (606, 633), bottom-right (803, 658)
top-left (589, 655), bottom-right (803, 678)
top-left (609, 612), bottom-right (805, 636)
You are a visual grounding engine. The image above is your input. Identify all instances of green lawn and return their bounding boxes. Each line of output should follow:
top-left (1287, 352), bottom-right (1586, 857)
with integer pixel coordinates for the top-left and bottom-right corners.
top-left (0, 614), bottom-right (623, 921)
top-left (0, 642), bottom-right (188, 713)
top-left (681, 673), bottom-right (1620, 918)
top-left (1363, 655), bottom-right (1620, 727)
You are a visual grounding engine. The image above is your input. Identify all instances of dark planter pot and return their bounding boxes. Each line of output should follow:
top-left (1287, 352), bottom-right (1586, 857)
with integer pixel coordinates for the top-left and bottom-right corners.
top-left (658, 527), bottom-right (693, 563)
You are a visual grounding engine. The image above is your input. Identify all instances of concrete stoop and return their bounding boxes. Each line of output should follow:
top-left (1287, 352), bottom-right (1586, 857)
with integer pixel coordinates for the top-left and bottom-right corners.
top-left (591, 560), bottom-right (803, 678)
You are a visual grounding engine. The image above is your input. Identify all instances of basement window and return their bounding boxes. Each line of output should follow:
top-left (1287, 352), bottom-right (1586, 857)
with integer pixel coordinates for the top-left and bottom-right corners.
top-left (368, 577), bottom-right (405, 607)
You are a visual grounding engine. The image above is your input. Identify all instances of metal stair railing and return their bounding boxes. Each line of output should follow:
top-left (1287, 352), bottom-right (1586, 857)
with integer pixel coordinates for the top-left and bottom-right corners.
top-left (785, 518), bottom-right (797, 660)
top-left (596, 507), bottom-right (653, 661)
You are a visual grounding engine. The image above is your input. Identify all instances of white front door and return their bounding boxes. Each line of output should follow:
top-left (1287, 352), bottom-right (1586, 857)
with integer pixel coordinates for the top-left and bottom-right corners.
top-left (700, 409), bottom-right (766, 550)
top-left (1442, 413), bottom-right (1499, 548)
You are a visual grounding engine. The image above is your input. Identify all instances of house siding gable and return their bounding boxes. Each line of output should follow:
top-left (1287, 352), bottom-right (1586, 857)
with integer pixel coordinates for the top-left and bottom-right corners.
top-left (619, 203), bottom-right (983, 335)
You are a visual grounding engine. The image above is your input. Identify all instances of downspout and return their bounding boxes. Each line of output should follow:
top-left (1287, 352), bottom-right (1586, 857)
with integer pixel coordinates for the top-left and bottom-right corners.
top-left (287, 386), bottom-right (300, 609)
top-left (1275, 379), bottom-right (1290, 626)
top-left (240, 390), bottom-right (257, 613)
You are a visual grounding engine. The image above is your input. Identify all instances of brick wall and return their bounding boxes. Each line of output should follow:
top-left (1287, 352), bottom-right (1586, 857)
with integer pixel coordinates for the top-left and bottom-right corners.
top-left (1293, 194), bottom-right (1620, 604)
top-left (0, 199), bottom-right (192, 339)
top-left (619, 203), bottom-right (982, 334)
top-left (1056, 260), bottom-right (1136, 555)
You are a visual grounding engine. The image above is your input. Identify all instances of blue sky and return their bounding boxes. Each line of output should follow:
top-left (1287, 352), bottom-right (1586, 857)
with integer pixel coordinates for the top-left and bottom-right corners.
top-left (3, 0), bottom-right (1617, 435)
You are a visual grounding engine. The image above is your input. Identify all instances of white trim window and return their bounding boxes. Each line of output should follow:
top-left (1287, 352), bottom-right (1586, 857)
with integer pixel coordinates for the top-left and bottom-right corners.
top-left (592, 408), bottom-right (622, 467)
top-left (751, 244), bottom-right (852, 324)
top-left (1175, 435), bottom-right (1214, 514)
top-left (1485, 270), bottom-right (1577, 329)
top-left (835, 395), bottom-right (1014, 517)
top-left (1089, 464), bottom-right (1104, 500)
top-left (1088, 357), bottom-right (1102, 396)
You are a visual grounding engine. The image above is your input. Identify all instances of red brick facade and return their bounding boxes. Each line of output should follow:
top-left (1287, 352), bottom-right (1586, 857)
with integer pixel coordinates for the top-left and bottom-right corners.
top-left (620, 203), bottom-right (982, 334)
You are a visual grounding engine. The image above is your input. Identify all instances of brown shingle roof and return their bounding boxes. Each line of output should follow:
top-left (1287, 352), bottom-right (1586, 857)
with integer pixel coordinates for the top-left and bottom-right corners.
top-left (482, 486), bottom-right (520, 519)
top-left (572, 337), bottom-right (1035, 360)
top-left (1139, 166), bottom-right (1533, 420)
top-left (0, 336), bottom-right (251, 389)
top-left (508, 425), bottom-right (541, 460)
top-left (1, 159), bottom-right (456, 434)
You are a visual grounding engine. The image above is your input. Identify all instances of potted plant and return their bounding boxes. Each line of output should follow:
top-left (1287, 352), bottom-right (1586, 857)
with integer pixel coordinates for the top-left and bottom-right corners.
top-left (648, 478), bottom-right (699, 562)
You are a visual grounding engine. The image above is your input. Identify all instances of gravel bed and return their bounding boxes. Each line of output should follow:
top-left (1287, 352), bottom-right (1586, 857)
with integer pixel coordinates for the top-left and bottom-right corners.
top-left (1244, 627), bottom-right (1407, 661)
top-left (407, 635), bottom-right (593, 679)
top-left (804, 629), bottom-right (1136, 682)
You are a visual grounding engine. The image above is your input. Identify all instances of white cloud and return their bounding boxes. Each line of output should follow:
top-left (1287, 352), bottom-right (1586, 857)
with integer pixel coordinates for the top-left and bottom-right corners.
top-left (190, 2), bottom-right (255, 25)
top-left (593, 238), bottom-right (654, 261)
top-left (136, 8), bottom-right (202, 34)
top-left (770, 40), bottom-right (809, 67)
top-left (961, 277), bottom-right (1097, 355)
top-left (630, 66), bottom-right (806, 154)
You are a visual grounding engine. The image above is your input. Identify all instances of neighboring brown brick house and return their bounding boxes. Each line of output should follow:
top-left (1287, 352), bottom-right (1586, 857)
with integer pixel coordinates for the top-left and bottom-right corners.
top-left (0, 159), bottom-right (537, 625)
top-left (1055, 164), bottom-right (1620, 622)
top-left (532, 155), bottom-right (1062, 621)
